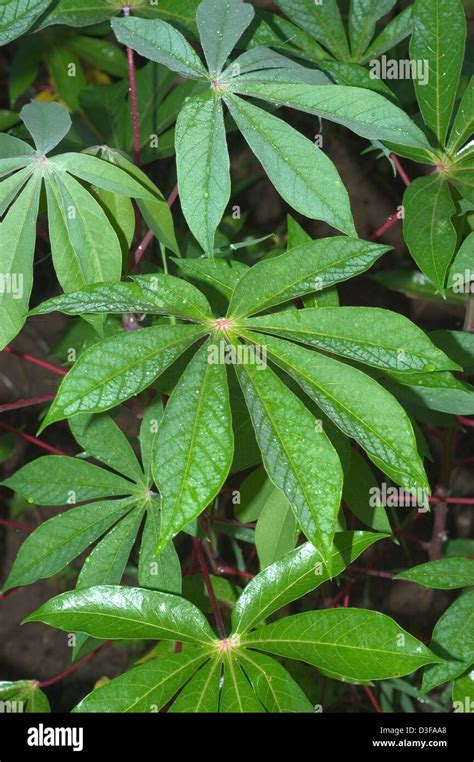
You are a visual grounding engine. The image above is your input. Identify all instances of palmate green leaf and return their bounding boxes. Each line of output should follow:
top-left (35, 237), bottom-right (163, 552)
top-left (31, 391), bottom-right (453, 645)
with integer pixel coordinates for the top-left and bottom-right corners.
top-left (176, 92), bottom-right (230, 255)
top-left (348, 0), bottom-right (396, 62)
top-left (138, 497), bottom-right (182, 594)
top-left (20, 100), bottom-right (71, 154)
top-left (238, 651), bottom-right (313, 712)
top-left (395, 558), bottom-right (474, 590)
top-left (275, 0), bottom-right (350, 61)
top-left (40, 325), bottom-right (205, 430)
top-left (92, 186), bottom-right (135, 257)
top-left (447, 78), bottom-right (473, 155)
top-left (154, 341), bottom-right (233, 551)
top-left (249, 332), bottom-right (428, 491)
top-left (25, 585), bottom-right (217, 645)
top-left (0, 134), bottom-right (35, 177)
top-left (234, 358), bottom-right (343, 563)
top-left (0, 166), bottom-right (33, 213)
top-left (243, 307), bottom-right (458, 373)
top-left (228, 237), bottom-right (390, 318)
top-left (225, 95), bottom-right (355, 235)
top-left (230, 81), bottom-right (432, 151)
top-left (220, 655), bottom-right (264, 712)
top-left (243, 609), bottom-right (442, 682)
top-left (403, 176), bottom-right (457, 293)
top-left (70, 414), bottom-right (144, 485)
top-left (318, 60), bottom-right (393, 97)
top-left (196, 0), bottom-right (254, 76)
top-left (2, 498), bottom-right (135, 592)
top-left (343, 450), bottom-right (392, 534)
top-left (169, 658), bottom-right (221, 712)
top-left (139, 397), bottom-right (164, 484)
top-left (111, 17), bottom-right (207, 80)
top-left (422, 591), bottom-right (474, 693)
top-left (174, 257), bottom-right (249, 300)
top-left (45, 172), bottom-right (122, 294)
top-left (362, 6), bottom-right (413, 62)
top-left (452, 670), bottom-right (474, 712)
top-left (31, 274), bottom-right (213, 323)
top-left (1, 455), bottom-right (135, 505)
top-left (410, 0), bottom-right (466, 146)
top-left (0, 0), bottom-right (53, 46)
top-left (222, 46), bottom-right (327, 80)
top-left (448, 233), bottom-right (474, 290)
top-left (0, 174), bottom-right (41, 350)
top-left (255, 483), bottom-right (297, 569)
top-left (232, 530), bottom-right (387, 635)
top-left (49, 153), bottom-right (153, 199)
top-left (74, 650), bottom-right (209, 713)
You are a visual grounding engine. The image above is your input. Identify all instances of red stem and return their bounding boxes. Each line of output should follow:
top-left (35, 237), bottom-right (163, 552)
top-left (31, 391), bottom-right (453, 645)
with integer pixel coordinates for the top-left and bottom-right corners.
top-left (3, 346), bottom-right (67, 376)
top-left (37, 641), bottom-right (112, 688)
top-left (364, 686), bottom-right (382, 713)
top-left (0, 518), bottom-right (34, 533)
top-left (123, 6), bottom-right (140, 167)
top-left (457, 416), bottom-right (474, 428)
top-left (369, 211), bottom-right (400, 241)
top-left (0, 421), bottom-right (67, 456)
top-left (195, 539), bottom-right (226, 639)
top-left (0, 394), bottom-right (56, 413)
top-left (390, 153), bottom-right (411, 187)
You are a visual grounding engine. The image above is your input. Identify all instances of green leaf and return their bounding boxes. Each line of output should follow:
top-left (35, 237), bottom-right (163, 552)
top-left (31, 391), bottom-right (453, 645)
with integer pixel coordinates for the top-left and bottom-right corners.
top-left (0, 166), bottom-right (33, 214)
top-left (196, 0), bottom-right (254, 76)
top-left (448, 152), bottom-right (474, 204)
top-left (243, 608), bottom-right (442, 681)
top-left (40, 325), bottom-right (205, 429)
top-left (0, 0), bottom-right (52, 46)
top-left (275, 0), bottom-right (350, 61)
top-left (452, 670), bottom-right (474, 712)
top-left (169, 658), bottom-right (221, 712)
top-left (220, 656), bottom-right (264, 712)
top-left (230, 82), bottom-right (432, 150)
top-left (403, 176), bottom-right (457, 292)
top-left (225, 95), bottom-right (355, 235)
top-left (343, 450), bottom-right (392, 533)
top-left (139, 397), bottom-right (164, 484)
top-left (70, 413), bottom-right (144, 485)
top-left (243, 307), bottom-right (458, 373)
top-left (255, 486), bottom-right (297, 569)
top-left (174, 257), bottom-right (249, 300)
top-left (234, 358), bottom-right (343, 562)
top-left (2, 498), bottom-right (134, 591)
top-left (25, 585), bottom-right (217, 644)
top-left (47, 46), bottom-right (86, 112)
top-left (238, 651), bottom-right (313, 712)
top-left (20, 100), bottom-right (71, 154)
top-left (362, 6), bottom-right (413, 62)
top-left (235, 467), bottom-right (284, 523)
top-left (50, 153), bottom-right (153, 199)
top-left (67, 35), bottom-right (128, 78)
top-left (448, 233), bottom-right (474, 290)
top-left (74, 650), bottom-right (209, 713)
top-left (227, 237), bottom-right (389, 318)
top-left (349, 0), bottom-right (396, 62)
top-left (176, 92), bottom-right (230, 254)
top-left (387, 371), bottom-right (474, 416)
top-left (45, 171), bottom-right (122, 293)
top-left (0, 175), bottom-right (41, 350)
top-left (422, 591), bottom-right (474, 693)
top-left (138, 497), bottom-right (182, 594)
top-left (111, 17), bottom-right (207, 80)
top-left (430, 330), bottom-right (474, 374)
top-left (447, 77), bottom-right (473, 155)
top-left (250, 332), bottom-right (428, 491)
top-left (27, 686), bottom-right (50, 713)
top-left (232, 530), bottom-right (387, 634)
top-left (1, 455), bottom-right (135, 505)
top-left (154, 341), bottom-right (233, 551)
top-left (410, 0), bottom-right (466, 146)
top-left (395, 558), bottom-right (474, 589)
top-left (31, 275), bottom-right (213, 323)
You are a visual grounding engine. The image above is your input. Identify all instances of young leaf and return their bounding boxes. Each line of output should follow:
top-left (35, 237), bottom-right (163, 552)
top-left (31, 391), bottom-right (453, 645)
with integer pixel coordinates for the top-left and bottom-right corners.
top-left (403, 176), bottom-right (457, 292)
top-left (225, 94), bottom-right (356, 235)
top-left (168, 658), bottom-right (221, 713)
top-left (250, 332), bottom-right (428, 490)
top-left (422, 591), bottom-right (474, 693)
top-left (50, 153), bottom-right (153, 199)
top-left (243, 307), bottom-right (458, 373)
top-left (20, 100), bottom-right (71, 154)
top-left (227, 237), bottom-right (390, 318)
top-left (74, 651), bottom-right (209, 713)
top-left (1, 455), bottom-right (135, 505)
top-left (196, 0), bottom-right (254, 76)
top-left (349, 0), bottom-right (396, 62)
top-left (175, 92), bottom-right (230, 254)
top-left (243, 609), bottom-right (442, 681)
top-left (0, 175), bottom-right (41, 350)
top-left (232, 530), bottom-right (387, 634)
top-left (111, 17), bottom-right (207, 80)
top-left (220, 656), bottom-right (264, 712)
top-left (238, 651), bottom-right (313, 712)
top-left (25, 585), bottom-right (217, 644)
top-left (138, 498), bottom-right (182, 594)
top-left (2, 498), bottom-right (135, 591)
top-left (154, 341), bottom-right (233, 551)
top-left (40, 325), bottom-right (205, 429)
top-left (230, 82), bottom-right (432, 150)
top-left (275, 0), bottom-right (350, 61)
top-left (410, 0), bottom-right (466, 146)
top-left (70, 413), bottom-right (144, 485)
top-left (395, 558), bottom-right (474, 590)
top-left (235, 359), bottom-right (343, 562)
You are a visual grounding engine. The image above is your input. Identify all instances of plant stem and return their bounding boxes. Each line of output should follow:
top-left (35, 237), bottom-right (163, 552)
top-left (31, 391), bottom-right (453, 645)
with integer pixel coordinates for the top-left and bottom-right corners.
top-left (0, 421), bottom-right (67, 456)
top-left (123, 6), bottom-right (140, 168)
top-left (0, 394), bottom-right (56, 413)
top-left (369, 210), bottom-right (400, 241)
top-left (0, 518), bottom-right (34, 533)
top-left (429, 429), bottom-right (456, 561)
top-left (3, 346), bottom-right (67, 377)
top-left (195, 538), bottom-right (226, 639)
top-left (37, 641), bottom-right (111, 688)
top-left (390, 154), bottom-right (411, 187)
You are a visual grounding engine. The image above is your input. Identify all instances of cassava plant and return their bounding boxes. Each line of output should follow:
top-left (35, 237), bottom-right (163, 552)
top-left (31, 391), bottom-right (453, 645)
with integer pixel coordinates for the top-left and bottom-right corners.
top-left (0, 0), bottom-right (473, 719)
